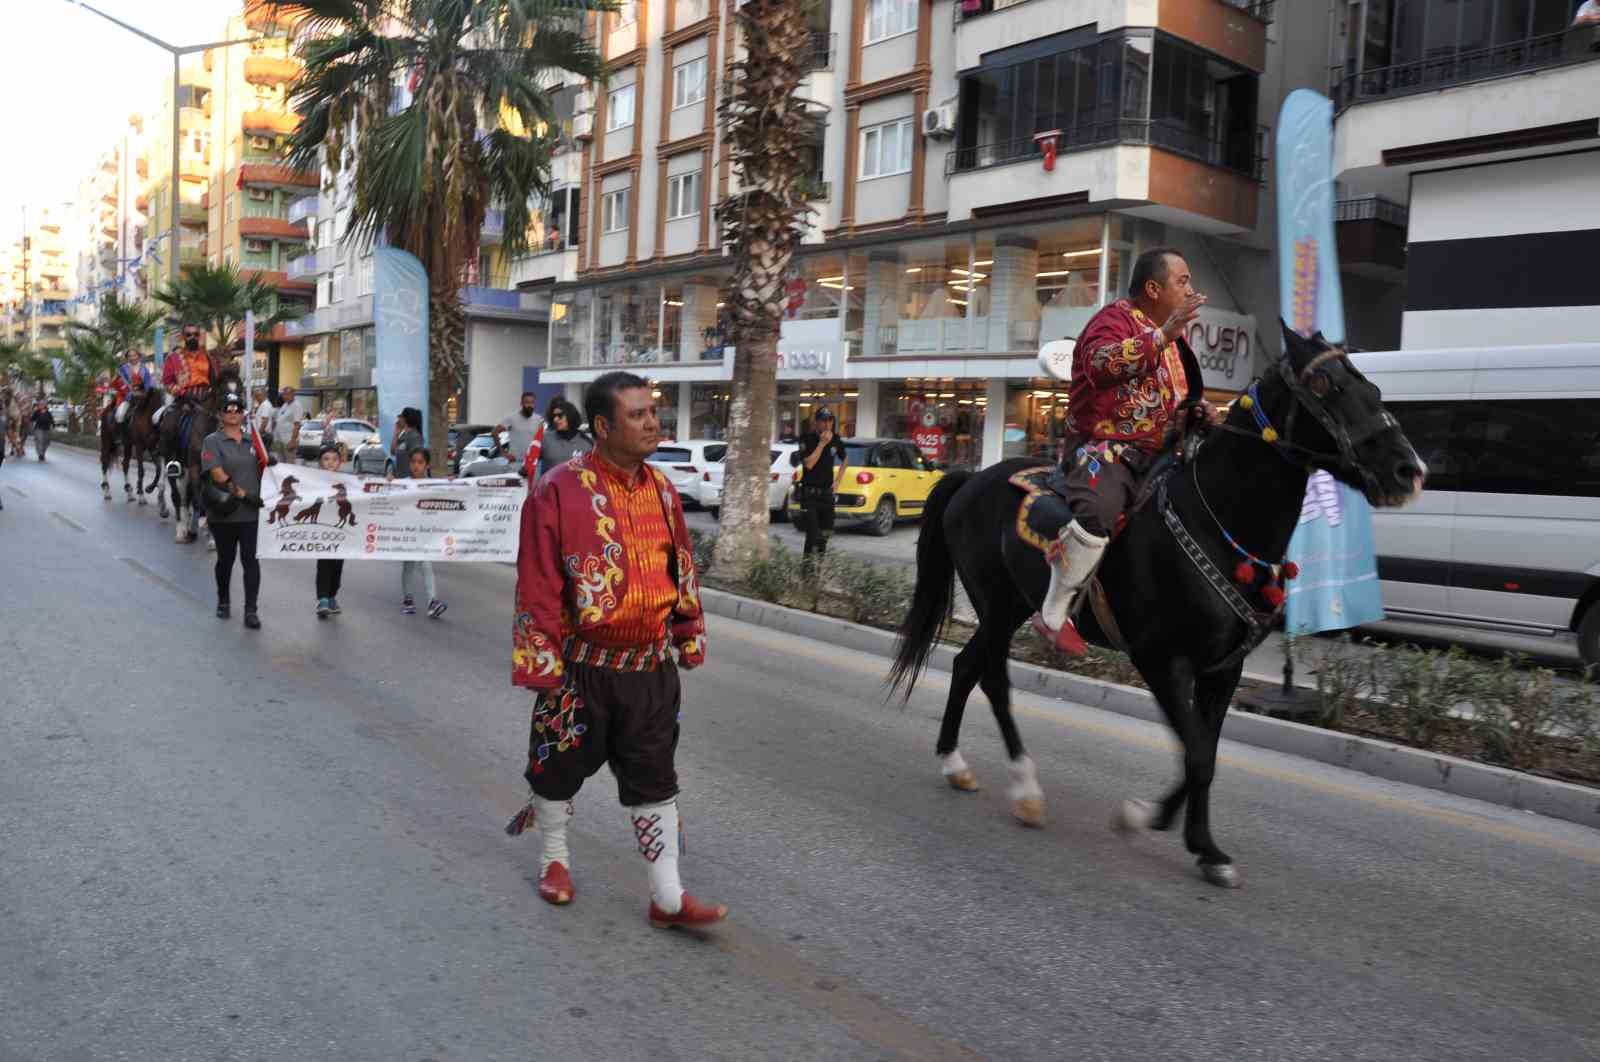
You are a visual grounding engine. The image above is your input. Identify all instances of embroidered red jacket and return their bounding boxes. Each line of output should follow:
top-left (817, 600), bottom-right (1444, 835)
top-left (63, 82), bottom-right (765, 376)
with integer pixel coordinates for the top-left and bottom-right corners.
top-left (1066, 299), bottom-right (1203, 452)
top-left (512, 450), bottom-right (706, 691)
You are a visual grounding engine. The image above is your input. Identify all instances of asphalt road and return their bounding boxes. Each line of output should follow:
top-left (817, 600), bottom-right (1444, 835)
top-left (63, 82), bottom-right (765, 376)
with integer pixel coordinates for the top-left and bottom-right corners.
top-left (4, 446), bottom-right (1599, 1062)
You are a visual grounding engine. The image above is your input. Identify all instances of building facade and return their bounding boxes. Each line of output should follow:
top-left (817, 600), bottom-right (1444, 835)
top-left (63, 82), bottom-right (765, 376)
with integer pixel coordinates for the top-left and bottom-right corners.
top-left (141, 57), bottom-right (212, 300)
top-left (1330, 0), bottom-right (1600, 354)
top-left (534, 0), bottom-right (1316, 468)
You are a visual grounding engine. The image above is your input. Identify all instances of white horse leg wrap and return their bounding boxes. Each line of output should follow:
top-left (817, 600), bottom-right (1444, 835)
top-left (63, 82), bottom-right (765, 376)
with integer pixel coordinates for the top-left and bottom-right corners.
top-left (940, 750), bottom-right (972, 778)
top-left (1007, 755), bottom-right (1044, 802)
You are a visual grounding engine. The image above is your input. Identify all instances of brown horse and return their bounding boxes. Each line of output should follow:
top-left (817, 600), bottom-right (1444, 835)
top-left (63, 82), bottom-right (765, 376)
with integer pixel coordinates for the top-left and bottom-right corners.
top-left (100, 389), bottom-right (165, 508)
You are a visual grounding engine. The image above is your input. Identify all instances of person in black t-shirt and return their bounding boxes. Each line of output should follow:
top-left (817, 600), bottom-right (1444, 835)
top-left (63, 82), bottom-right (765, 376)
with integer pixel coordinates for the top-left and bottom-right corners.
top-left (790, 407), bottom-right (848, 559)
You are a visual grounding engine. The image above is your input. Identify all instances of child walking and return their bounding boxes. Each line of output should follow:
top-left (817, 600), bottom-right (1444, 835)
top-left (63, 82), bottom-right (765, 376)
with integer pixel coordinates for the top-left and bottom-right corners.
top-left (314, 443), bottom-right (346, 618)
top-left (400, 446), bottom-right (447, 618)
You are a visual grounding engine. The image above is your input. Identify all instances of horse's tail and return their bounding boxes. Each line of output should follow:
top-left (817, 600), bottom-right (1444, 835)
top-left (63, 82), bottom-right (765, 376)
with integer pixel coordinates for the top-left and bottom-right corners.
top-left (888, 469), bottom-right (973, 700)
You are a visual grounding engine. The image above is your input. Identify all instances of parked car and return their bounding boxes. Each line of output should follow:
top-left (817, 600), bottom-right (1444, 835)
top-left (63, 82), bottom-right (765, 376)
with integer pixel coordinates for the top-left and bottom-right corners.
top-left (1354, 344), bottom-right (1600, 668)
top-left (298, 417), bottom-right (378, 460)
top-left (351, 434), bottom-right (392, 476)
top-left (46, 400), bottom-right (70, 427)
top-left (459, 432), bottom-right (518, 478)
top-left (700, 442), bottom-right (798, 521)
top-left (786, 438), bottom-right (944, 536)
top-left (447, 422), bottom-right (495, 474)
top-left (646, 440), bottom-right (726, 506)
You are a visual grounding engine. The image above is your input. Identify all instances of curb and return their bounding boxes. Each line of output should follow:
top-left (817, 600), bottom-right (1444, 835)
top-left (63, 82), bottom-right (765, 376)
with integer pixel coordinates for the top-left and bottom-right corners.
top-left (702, 588), bottom-right (1600, 832)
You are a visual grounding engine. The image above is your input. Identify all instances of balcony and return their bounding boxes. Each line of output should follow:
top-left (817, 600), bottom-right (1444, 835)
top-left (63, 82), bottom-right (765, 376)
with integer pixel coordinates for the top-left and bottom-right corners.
top-left (948, 120), bottom-right (1265, 182)
top-left (239, 215), bottom-right (310, 241)
top-left (510, 246), bottom-right (578, 288)
top-left (287, 195), bottom-right (320, 226)
top-left (286, 246), bottom-right (336, 280)
top-left (242, 109), bottom-right (300, 137)
top-left (240, 268), bottom-right (315, 295)
top-left (243, 55), bottom-right (302, 87)
top-left (480, 208), bottom-right (505, 246)
top-left (284, 293), bottom-right (373, 338)
top-left (803, 31), bottom-right (835, 72)
top-left (180, 202), bottom-right (207, 225)
top-left (956, 0), bottom-right (1266, 74)
top-left (1330, 28), bottom-right (1600, 112)
top-left (238, 163), bottom-right (318, 191)
top-left (1335, 195), bottom-right (1408, 281)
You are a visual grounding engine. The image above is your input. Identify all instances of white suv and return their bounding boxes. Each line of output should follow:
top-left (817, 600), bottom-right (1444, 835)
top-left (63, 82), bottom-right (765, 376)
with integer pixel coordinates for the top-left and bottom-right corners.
top-left (699, 442), bottom-right (799, 521)
top-left (646, 440), bottom-right (727, 507)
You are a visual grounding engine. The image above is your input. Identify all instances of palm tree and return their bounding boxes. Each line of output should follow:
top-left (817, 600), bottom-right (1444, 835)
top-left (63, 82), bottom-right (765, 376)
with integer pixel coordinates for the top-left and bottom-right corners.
top-left (153, 263), bottom-right (302, 364)
top-left (710, 0), bottom-right (818, 574)
top-left (62, 330), bottom-right (121, 433)
top-left (270, 0), bottom-right (608, 471)
top-left (67, 292), bottom-right (167, 360)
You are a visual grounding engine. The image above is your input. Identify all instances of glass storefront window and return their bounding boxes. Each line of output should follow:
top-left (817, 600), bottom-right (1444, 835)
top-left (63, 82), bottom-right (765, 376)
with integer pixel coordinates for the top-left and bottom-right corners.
top-left (550, 290), bottom-right (591, 367)
top-left (1004, 380), bottom-right (1073, 462)
top-left (779, 382), bottom-right (856, 441)
top-left (650, 381), bottom-right (680, 440)
top-left (877, 379), bottom-right (988, 470)
top-left (691, 383), bottom-right (731, 440)
top-left (594, 282), bottom-right (665, 366)
top-left (785, 254), bottom-right (846, 321)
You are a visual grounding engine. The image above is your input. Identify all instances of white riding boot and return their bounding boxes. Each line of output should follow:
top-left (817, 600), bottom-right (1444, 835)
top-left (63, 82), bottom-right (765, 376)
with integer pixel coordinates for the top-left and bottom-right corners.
top-left (629, 800), bottom-right (684, 914)
top-left (1031, 519), bottom-right (1108, 656)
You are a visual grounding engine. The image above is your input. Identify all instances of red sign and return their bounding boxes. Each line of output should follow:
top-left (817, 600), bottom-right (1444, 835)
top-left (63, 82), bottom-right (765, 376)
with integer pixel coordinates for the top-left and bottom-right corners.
top-left (911, 426), bottom-right (945, 461)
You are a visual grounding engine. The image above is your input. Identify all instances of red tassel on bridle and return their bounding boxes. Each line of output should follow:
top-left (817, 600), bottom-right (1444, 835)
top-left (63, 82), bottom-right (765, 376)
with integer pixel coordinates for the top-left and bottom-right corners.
top-left (1234, 561), bottom-right (1256, 587)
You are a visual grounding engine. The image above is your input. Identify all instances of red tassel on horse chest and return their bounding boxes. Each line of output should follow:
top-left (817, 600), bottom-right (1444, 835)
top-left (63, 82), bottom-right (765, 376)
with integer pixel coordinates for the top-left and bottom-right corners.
top-left (1234, 561), bottom-right (1256, 587)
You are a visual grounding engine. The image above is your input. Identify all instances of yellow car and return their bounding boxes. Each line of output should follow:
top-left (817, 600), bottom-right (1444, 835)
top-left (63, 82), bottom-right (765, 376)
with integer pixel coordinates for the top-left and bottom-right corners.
top-left (788, 437), bottom-right (945, 536)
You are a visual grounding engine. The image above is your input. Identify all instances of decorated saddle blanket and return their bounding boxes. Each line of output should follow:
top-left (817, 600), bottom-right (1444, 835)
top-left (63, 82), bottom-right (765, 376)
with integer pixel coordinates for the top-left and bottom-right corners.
top-left (1006, 453), bottom-right (1177, 557)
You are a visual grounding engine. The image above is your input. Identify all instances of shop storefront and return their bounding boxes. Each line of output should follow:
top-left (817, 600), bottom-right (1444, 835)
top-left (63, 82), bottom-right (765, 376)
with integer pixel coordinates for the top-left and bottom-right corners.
top-left (876, 379), bottom-right (988, 469)
top-left (1004, 380), bottom-right (1074, 462)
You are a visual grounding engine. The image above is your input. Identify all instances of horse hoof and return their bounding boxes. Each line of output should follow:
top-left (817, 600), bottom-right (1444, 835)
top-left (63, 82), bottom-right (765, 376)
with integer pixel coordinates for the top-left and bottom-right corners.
top-left (138, 498), bottom-right (148, 506)
top-left (1012, 797), bottom-right (1046, 828)
top-left (944, 769), bottom-right (980, 792)
top-left (1111, 799), bottom-right (1154, 834)
top-left (1201, 863), bottom-right (1241, 889)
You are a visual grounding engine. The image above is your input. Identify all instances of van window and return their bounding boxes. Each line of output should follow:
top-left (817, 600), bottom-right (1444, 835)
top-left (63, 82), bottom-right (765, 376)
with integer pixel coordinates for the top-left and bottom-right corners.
top-left (1387, 402), bottom-right (1466, 493)
top-left (1466, 399), bottom-right (1600, 498)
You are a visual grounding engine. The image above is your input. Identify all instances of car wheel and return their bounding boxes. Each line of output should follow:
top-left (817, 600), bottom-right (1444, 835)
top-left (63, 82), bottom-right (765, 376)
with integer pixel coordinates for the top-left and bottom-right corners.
top-left (772, 496), bottom-right (789, 524)
top-left (868, 496), bottom-right (896, 537)
top-left (1578, 602), bottom-right (1600, 675)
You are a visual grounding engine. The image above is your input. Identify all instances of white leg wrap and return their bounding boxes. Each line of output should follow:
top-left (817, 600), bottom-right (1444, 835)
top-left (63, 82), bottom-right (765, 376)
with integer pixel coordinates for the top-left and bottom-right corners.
top-left (1007, 755), bottom-right (1044, 802)
top-left (629, 800), bottom-right (683, 914)
top-left (940, 750), bottom-right (971, 778)
top-left (1039, 520), bottom-right (1109, 629)
top-left (535, 796), bottom-right (573, 872)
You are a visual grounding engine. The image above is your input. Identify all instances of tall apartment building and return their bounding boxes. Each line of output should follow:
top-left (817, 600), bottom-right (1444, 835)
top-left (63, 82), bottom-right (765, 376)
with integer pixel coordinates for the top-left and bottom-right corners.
top-left (206, 2), bottom-right (316, 387)
top-left (534, 0), bottom-right (1319, 468)
top-left (1330, 0), bottom-right (1600, 353)
top-left (141, 57), bottom-right (212, 301)
top-left (75, 148), bottom-right (125, 325)
top-left (23, 205), bottom-right (80, 357)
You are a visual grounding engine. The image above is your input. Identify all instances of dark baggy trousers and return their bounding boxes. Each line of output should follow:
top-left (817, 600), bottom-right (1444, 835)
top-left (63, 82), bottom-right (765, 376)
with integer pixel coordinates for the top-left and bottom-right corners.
top-left (316, 558), bottom-right (344, 599)
top-left (525, 661), bottom-right (681, 807)
top-left (211, 519), bottom-right (261, 609)
top-left (798, 484), bottom-right (836, 557)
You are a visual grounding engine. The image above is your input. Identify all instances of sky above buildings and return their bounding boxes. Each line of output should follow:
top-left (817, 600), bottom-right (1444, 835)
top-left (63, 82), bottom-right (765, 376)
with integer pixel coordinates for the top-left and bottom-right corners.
top-left (0, 0), bottom-right (242, 243)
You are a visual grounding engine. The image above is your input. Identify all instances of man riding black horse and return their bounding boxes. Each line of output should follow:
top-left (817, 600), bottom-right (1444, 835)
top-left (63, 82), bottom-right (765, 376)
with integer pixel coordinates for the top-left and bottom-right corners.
top-left (1030, 247), bottom-right (1219, 657)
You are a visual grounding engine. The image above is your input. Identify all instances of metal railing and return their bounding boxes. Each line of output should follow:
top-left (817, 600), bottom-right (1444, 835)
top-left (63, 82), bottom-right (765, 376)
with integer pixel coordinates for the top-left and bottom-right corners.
top-left (804, 31), bottom-right (836, 72)
top-left (1334, 195), bottom-right (1409, 228)
top-left (1329, 29), bottom-right (1597, 110)
top-left (797, 175), bottom-right (831, 202)
top-left (946, 120), bottom-right (1267, 182)
top-left (1221, 0), bottom-right (1274, 23)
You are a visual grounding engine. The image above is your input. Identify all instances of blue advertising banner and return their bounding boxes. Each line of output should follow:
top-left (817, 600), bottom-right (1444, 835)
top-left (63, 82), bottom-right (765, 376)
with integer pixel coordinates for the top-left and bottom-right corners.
top-left (373, 248), bottom-right (430, 454)
top-left (1276, 89), bottom-right (1385, 635)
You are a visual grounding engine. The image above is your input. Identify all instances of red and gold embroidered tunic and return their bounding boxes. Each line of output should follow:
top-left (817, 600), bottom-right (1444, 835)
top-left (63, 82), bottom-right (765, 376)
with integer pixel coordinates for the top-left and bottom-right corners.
top-left (512, 450), bottom-right (706, 691)
top-left (1065, 299), bottom-right (1197, 453)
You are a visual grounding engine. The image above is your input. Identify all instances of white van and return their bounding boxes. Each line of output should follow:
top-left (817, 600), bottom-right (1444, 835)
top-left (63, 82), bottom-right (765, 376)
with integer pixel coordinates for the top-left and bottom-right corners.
top-left (1352, 345), bottom-right (1600, 668)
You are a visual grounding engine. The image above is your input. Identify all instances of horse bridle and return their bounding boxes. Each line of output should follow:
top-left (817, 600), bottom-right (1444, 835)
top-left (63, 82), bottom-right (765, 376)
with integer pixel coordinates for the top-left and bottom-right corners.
top-left (1215, 347), bottom-right (1399, 498)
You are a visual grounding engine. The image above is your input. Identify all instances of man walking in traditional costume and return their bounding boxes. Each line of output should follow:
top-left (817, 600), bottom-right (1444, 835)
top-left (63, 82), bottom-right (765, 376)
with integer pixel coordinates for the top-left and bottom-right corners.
top-left (1032, 247), bottom-right (1211, 656)
top-left (507, 370), bottom-right (725, 930)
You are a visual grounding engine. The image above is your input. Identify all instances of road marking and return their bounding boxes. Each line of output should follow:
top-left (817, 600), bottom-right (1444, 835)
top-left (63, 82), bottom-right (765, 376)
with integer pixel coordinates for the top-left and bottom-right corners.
top-left (6, 485), bottom-right (25, 497)
top-left (119, 557), bottom-right (204, 603)
top-left (50, 511), bottom-right (87, 533)
top-left (714, 620), bottom-right (1600, 865)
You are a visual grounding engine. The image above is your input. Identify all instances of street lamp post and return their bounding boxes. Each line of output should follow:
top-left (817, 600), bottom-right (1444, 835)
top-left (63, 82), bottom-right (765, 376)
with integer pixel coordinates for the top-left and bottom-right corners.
top-left (62, 2), bottom-right (256, 291)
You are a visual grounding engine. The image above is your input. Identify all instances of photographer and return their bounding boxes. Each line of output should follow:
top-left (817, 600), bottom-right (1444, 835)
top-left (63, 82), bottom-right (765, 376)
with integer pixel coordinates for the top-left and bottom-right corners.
top-left (201, 392), bottom-right (267, 630)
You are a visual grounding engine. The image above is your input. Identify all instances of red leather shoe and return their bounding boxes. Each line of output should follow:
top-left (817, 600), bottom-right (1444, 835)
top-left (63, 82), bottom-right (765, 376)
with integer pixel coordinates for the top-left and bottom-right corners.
top-left (1031, 613), bottom-right (1088, 657)
top-left (648, 893), bottom-right (728, 930)
top-left (538, 861), bottom-right (573, 906)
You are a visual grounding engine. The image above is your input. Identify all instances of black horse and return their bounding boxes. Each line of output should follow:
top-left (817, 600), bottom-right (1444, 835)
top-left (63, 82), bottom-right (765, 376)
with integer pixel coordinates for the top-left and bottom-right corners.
top-left (158, 359), bottom-right (242, 544)
top-left (99, 389), bottom-right (165, 507)
top-left (890, 326), bottom-right (1425, 887)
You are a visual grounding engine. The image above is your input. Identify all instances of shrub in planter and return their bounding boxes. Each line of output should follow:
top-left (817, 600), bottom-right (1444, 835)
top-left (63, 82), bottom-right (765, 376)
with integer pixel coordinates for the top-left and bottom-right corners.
top-left (1469, 657), bottom-right (1598, 771)
top-left (1368, 644), bottom-right (1464, 747)
top-left (688, 527), bottom-right (718, 576)
top-left (744, 542), bottom-right (802, 604)
top-left (1309, 635), bottom-right (1376, 728)
top-left (837, 559), bottom-right (911, 627)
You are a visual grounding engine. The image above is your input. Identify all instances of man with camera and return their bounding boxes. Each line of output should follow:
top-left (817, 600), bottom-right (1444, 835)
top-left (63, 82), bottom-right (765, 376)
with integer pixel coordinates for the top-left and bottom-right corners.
top-left (201, 392), bottom-right (268, 630)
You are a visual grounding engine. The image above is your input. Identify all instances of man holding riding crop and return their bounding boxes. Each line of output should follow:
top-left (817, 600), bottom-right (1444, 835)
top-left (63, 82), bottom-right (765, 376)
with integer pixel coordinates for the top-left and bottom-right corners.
top-left (1031, 247), bottom-right (1213, 656)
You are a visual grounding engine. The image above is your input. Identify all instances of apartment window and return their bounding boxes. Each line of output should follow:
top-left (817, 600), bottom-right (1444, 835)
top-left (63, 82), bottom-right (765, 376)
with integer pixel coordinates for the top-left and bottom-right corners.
top-left (866, 0), bottom-right (916, 43)
top-left (607, 85), bottom-right (636, 130)
top-left (602, 188), bottom-right (630, 233)
top-left (316, 274), bottom-right (332, 307)
top-left (667, 171), bottom-right (701, 219)
top-left (247, 187), bottom-right (272, 202)
top-left (358, 254), bottom-right (374, 296)
top-left (316, 218), bottom-right (333, 249)
top-left (335, 206), bottom-right (351, 240)
top-left (861, 117), bottom-right (914, 178)
top-left (248, 135), bottom-right (273, 153)
top-left (673, 57), bottom-right (707, 108)
top-left (617, 0), bottom-right (639, 25)
top-left (244, 238), bottom-right (270, 254)
top-left (332, 264), bottom-right (347, 302)
top-left (226, 198), bottom-right (237, 223)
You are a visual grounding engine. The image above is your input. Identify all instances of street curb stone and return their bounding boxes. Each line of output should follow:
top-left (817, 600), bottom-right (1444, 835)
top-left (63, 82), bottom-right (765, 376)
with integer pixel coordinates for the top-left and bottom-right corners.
top-left (702, 588), bottom-right (1600, 832)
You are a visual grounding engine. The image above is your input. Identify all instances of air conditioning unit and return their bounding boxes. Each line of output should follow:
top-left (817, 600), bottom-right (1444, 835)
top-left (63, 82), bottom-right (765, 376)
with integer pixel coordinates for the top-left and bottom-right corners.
top-left (921, 105), bottom-right (956, 140)
top-left (572, 113), bottom-right (594, 141)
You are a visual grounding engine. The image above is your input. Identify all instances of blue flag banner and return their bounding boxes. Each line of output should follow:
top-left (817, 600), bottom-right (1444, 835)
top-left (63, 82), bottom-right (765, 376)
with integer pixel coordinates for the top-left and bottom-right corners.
top-left (1276, 89), bottom-right (1385, 635)
top-left (373, 248), bottom-right (430, 454)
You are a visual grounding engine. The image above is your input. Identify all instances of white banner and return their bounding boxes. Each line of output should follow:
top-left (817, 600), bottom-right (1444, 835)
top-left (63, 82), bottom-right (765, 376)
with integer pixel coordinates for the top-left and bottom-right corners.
top-left (259, 465), bottom-right (523, 561)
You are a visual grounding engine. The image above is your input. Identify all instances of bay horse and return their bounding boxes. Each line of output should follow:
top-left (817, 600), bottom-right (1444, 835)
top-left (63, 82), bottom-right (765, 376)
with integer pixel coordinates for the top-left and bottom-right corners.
top-left (889, 326), bottom-right (1425, 888)
top-left (99, 389), bottom-right (165, 509)
top-left (159, 357), bottom-right (241, 544)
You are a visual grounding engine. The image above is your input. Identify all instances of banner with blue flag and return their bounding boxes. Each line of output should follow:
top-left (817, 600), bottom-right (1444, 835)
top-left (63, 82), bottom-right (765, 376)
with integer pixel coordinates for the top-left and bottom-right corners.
top-left (373, 248), bottom-right (430, 454)
top-left (1275, 89), bottom-right (1385, 635)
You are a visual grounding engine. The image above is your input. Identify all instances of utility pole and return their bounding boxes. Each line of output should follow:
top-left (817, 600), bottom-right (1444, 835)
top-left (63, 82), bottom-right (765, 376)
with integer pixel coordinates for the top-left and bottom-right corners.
top-left (61, 2), bottom-right (256, 291)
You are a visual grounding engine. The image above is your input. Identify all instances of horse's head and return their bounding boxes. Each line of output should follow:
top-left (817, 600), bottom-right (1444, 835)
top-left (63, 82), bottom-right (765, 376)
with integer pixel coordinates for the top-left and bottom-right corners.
top-left (1240, 324), bottom-right (1425, 508)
